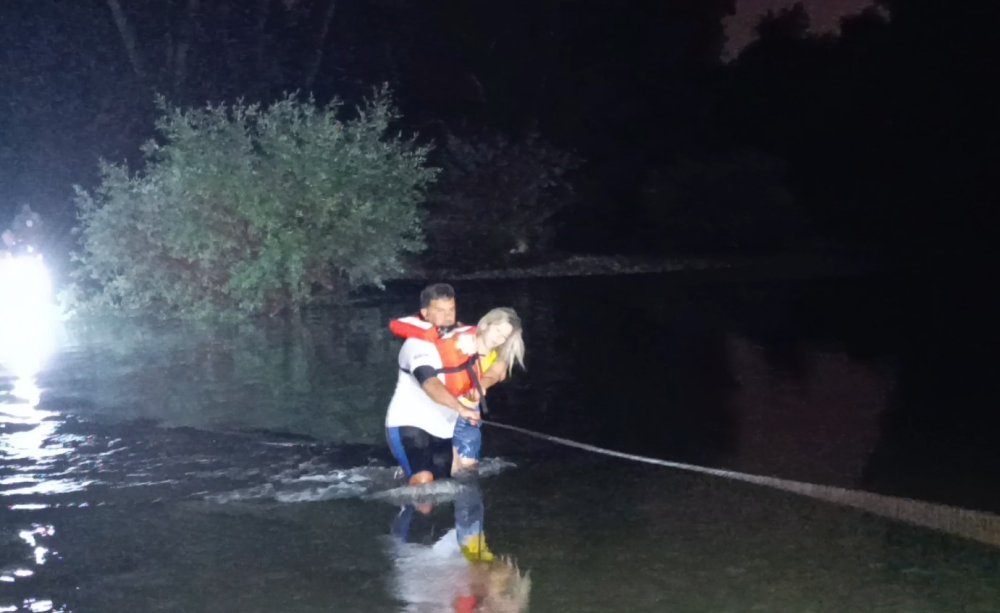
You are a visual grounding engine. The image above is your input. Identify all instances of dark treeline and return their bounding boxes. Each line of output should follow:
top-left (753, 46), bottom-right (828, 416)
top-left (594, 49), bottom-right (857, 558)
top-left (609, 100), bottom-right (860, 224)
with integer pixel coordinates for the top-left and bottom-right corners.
top-left (718, 0), bottom-right (998, 254)
top-left (0, 0), bottom-right (995, 262)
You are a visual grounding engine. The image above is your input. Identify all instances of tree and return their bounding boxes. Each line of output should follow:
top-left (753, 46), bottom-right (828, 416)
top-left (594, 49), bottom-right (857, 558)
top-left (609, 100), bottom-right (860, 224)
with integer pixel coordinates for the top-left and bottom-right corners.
top-left (720, 0), bottom-right (1000, 250)
top-left (422, 131), bottom-right (579, 269)
top-left (638, 149), bottom-right (805, 252)
top-left (101, 0), bottom-right (340, 103)
top-left (71, 89), bottom-right (435, 317)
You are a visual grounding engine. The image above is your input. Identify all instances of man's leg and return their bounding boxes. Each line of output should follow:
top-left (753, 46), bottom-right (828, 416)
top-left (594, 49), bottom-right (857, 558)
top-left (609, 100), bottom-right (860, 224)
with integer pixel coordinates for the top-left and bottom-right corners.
top-left (387, 426), bottom-right (452, 485)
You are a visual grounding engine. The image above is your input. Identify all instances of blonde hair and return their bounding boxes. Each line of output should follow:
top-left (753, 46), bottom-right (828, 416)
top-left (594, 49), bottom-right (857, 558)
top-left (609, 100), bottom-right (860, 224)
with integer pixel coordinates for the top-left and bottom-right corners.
top-left (477, 307), bottom-right (525, 376)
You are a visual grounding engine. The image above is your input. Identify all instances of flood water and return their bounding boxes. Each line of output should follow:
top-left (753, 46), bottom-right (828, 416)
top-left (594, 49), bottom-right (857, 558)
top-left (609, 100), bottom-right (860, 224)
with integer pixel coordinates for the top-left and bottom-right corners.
top-left (3, 269), bottom-right (1000, 612)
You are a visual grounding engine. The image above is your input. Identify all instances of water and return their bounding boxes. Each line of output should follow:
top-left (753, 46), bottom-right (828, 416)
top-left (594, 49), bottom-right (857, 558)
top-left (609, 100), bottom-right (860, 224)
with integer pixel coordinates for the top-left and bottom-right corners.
top-left (2, 271), bottom-right (999, 612)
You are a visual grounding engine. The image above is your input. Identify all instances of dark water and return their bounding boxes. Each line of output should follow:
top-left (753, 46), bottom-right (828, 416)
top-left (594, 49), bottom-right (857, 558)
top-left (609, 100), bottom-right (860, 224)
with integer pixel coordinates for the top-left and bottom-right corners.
top-left (2, 271), bottom-right (999, 612)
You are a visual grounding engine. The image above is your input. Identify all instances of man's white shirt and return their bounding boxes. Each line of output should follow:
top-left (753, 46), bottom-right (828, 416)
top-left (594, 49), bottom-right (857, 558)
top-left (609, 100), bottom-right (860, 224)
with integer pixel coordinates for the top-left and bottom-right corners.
top-left (385, 338), bottom-right (458, 439)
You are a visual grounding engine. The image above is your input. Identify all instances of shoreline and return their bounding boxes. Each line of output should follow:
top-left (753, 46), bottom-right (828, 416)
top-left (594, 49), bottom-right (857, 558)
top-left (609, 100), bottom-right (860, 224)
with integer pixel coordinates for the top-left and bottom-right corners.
top-left (386, 251), bottom-right (908, 283)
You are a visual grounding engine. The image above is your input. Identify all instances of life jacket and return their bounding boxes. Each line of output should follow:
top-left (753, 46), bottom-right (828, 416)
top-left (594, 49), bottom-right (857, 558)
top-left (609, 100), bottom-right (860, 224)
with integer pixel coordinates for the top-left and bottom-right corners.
top-left (389, 315), bottom-right (482, 399)
top-left (388, 315), bottom-right (440, 342)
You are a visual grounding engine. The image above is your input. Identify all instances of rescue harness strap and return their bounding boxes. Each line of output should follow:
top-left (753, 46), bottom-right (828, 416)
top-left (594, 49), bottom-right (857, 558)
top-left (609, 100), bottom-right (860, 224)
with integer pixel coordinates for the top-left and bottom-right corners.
top-left (400, 358), bottom-right (489, 414)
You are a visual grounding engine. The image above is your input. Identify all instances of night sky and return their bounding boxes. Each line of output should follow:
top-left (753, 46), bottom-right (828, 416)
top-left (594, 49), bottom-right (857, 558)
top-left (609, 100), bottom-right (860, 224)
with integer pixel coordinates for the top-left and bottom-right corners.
top-left (0, 0), bottom-right (996, 259)
top-left (724, 0), bottom-right (878, 58)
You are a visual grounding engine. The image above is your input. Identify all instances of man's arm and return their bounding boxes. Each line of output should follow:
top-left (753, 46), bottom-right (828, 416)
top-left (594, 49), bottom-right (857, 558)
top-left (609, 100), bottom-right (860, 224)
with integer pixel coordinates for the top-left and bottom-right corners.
top-left (410, 361), bottom-right (480, 424)
top-left (420, 377), bottom-right (480, 424)
top-left (402, 338), bottom-right (480, 423)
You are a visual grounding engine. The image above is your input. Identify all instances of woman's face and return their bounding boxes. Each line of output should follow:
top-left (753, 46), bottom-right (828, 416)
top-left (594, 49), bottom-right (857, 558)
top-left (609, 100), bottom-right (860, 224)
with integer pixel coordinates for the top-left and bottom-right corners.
top-left (482, 321), bottom-right (514, 351)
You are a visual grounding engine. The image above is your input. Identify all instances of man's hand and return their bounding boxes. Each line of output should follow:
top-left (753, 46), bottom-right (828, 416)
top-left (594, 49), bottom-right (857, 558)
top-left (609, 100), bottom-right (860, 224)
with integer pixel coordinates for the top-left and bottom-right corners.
top-left (421, 377), bottom-right (480, 424)
top-left (456, 333), bottom-right (477, 356)
top-left (459, 406), bottom-right (481, 426)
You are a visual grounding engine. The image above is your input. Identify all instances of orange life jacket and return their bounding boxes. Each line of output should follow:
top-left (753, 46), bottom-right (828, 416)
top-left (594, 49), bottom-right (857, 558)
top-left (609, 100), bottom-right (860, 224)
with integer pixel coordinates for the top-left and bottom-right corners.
top-left (389, 315), bottom-right (481, 398)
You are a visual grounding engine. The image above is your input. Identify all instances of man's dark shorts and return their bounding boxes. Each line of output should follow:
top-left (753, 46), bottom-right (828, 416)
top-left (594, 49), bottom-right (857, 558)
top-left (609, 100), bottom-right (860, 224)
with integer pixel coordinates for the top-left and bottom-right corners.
top-left (386, 426), bottom-right (452, 479)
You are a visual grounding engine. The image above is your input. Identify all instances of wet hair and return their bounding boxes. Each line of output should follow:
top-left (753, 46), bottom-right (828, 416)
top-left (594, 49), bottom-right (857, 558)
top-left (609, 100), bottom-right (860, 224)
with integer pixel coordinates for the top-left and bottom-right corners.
top-left (419, 283), bottom-right (456, 309)
top-left (477, 307), bottom-right (525, 376)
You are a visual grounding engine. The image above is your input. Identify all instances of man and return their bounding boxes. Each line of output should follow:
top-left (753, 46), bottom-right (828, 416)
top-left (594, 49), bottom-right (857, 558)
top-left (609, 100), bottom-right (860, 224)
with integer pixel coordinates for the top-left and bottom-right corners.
top-left (385, 283), bottom-right (481, 486)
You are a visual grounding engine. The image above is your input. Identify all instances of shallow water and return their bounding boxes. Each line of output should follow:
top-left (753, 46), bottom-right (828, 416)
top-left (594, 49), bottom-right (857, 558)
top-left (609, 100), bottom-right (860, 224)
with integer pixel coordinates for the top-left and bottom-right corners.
top-left (2, 271), bottom-right (999, 612)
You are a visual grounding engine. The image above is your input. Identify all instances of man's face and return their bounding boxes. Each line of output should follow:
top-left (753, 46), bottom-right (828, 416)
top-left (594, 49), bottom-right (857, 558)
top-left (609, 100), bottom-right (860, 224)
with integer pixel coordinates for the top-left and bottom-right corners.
top-left (421, 297), bottom-right (456, 328)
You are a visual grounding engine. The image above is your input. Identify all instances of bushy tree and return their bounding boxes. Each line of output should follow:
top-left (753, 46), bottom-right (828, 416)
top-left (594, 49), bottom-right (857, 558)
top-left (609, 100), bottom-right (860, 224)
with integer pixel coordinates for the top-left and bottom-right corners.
top-left (71, 89), bottom-right (435, 317)
top-left (638, 149), bottom-right (807, 252)
top-left (423, 131), bottom-right (579, 270)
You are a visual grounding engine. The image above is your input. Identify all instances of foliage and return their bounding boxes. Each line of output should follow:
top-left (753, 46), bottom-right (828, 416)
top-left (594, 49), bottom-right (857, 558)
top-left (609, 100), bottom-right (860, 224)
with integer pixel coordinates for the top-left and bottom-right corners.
top-left (638, 149), bottom-right (807, 252)
top-left (71, 89), bottom-right (435, 317)
top-left (423, 132), bottom-right (580, 269)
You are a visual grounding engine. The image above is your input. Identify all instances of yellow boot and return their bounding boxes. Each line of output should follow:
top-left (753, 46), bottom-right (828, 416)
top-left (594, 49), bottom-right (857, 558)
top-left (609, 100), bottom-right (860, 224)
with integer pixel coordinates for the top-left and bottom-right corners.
top-left (460, 533), bottom-right (495, 563)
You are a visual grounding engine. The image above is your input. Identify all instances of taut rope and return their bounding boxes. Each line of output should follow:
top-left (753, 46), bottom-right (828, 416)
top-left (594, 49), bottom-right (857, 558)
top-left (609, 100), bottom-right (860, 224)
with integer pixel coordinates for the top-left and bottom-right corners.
top-left (484, 419), bottom-right (1000, 549)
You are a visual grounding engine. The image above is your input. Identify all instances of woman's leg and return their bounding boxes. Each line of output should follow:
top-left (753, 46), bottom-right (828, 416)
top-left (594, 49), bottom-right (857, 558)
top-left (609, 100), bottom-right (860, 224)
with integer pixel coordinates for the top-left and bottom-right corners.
top-left (451, 416), bottom-right (482, 475)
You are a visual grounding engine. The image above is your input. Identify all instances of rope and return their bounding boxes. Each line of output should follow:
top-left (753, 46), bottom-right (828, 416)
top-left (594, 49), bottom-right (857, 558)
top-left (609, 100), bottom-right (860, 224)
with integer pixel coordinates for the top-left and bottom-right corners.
top-left (483, 419), bottom-right (1000, 549)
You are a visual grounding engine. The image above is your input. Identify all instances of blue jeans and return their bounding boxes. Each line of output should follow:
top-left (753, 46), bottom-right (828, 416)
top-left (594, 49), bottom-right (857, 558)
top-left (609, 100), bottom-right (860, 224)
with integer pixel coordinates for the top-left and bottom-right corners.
top-left (454, 481), bottom-right (484, 544)
top-left (390, 482), bottom-right (484, 546)
top-left (453, 414), bottom-right (482, 461)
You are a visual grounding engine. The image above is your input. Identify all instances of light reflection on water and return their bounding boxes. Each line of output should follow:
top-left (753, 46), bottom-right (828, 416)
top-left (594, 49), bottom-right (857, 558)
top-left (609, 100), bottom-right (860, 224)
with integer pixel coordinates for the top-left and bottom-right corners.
top-left (18, 526), bottom-right (54, 566)
top-left (1, 299), bottom-right (69, 613)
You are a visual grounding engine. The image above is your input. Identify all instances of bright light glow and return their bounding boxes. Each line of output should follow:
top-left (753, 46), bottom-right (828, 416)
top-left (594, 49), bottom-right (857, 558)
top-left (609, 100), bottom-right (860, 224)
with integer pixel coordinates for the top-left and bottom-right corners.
top-left (0, 255), bottom-right (56, 378)
top-left (0, 255), bottom-right (66, 609)
top-left (11, 378), bottom-right (45, 411)
top-left (1, 252), bottom-right (68, 502)
top-left (0, 254), bottom-right (52, 311)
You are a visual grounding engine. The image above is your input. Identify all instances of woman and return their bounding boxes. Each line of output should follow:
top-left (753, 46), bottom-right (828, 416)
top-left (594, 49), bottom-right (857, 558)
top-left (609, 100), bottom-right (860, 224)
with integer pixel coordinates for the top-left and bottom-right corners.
top-left (452, 307), bottom-right (525, 475)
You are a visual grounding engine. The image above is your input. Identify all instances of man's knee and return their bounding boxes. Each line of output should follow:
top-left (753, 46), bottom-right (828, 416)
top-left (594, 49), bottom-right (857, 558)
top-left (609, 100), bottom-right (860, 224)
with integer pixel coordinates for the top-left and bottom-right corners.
top-left (409, 470), bottom-right (435, 486)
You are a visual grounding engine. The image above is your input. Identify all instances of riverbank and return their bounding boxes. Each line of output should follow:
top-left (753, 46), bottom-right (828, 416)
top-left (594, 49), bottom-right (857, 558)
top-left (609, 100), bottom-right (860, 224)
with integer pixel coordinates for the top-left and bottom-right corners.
top-left (389, 250), bottom-right (907, 283)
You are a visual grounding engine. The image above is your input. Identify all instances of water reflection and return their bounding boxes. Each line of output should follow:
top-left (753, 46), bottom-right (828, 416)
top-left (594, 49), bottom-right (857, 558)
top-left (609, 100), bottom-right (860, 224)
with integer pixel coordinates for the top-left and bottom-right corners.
top-left (386, 480), bottom-right (531, 612)
top-left (724, 335), bottom-right (889, 486)
top-left (18, 526), bottom-right (55, 566)
top-left (41, 307), bottom-right (403, 443)
top-left (1, 314), bottom-right (72, 494)
top-left (1, 294), bottom-right (67, 613)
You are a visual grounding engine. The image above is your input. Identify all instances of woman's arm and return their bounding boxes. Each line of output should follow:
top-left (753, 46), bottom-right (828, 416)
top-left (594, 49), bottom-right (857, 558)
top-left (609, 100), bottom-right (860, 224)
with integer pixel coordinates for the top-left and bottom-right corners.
top-left (478, 359), bottom-right (508, 393)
